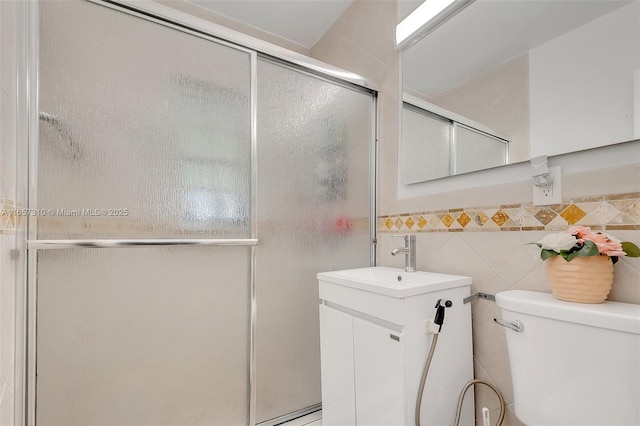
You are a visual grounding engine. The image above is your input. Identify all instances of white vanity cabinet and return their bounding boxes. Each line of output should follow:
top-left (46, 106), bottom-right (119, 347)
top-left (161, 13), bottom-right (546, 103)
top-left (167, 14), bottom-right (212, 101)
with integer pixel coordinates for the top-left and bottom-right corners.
top-left (318, 267), bottom-right (475, 426)
top-left (319, 305), bottom-right (405, 425)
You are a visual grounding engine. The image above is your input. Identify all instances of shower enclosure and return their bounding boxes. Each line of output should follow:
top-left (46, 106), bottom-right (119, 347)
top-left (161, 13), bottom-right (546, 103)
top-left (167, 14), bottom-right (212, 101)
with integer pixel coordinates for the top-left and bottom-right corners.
top-left (27, 1), bottom-right (376, 424)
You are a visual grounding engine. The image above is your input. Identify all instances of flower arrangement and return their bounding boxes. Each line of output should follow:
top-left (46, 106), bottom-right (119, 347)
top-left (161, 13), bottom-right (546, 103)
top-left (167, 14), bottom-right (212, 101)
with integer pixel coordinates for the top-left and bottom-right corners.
top-left (533, 226), bottom-right (640, 263)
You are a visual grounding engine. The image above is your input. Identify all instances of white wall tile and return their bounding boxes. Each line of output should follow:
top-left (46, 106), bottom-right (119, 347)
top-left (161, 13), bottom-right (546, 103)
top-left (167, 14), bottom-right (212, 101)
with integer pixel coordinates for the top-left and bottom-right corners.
top-left (510, 261), bottom-right (550, 294)
top-left (608, 258), bottom-right (640, 304)
top-left (426, 234), bottom-right (509, 296)
top-left (472, 357), bottom-right (502, 423)
top-left (460, 231), bottom-right (543, 287)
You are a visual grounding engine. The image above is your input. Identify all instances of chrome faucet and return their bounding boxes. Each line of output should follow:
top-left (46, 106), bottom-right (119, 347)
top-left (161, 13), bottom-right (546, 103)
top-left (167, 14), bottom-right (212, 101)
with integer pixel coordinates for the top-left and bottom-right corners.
top-left (391, 234), bottom-right (416, 272)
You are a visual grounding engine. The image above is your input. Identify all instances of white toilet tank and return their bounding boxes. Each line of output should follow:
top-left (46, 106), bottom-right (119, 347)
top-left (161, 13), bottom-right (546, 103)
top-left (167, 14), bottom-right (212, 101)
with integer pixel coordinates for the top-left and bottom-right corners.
top-left (496, 290), bottom-right (640, 426)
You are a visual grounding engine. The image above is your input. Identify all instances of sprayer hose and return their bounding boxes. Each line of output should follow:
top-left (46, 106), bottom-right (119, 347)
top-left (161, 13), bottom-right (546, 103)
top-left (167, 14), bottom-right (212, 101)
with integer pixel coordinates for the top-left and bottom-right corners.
top-left (453, 379), bottom-right (506, 426)
top-left (415, 333), bottom-right (439, 426)
top-left (415, 334), bottom-right (506, 426)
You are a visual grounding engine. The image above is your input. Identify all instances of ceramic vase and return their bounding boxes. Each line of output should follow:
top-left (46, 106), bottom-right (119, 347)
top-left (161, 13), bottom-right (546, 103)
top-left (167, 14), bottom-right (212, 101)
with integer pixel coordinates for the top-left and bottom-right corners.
top-left (546, 255), bottom-right (614, 303)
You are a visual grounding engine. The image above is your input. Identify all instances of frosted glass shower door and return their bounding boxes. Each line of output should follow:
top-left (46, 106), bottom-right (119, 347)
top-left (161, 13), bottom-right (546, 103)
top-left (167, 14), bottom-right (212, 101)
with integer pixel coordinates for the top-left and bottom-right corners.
top-left (35, 248), bottom-right (252, 425)
top-left (36, 1), bottom-right (253, 424)
top-left (38, 0), bottom-right (251, 240)
top-left (255, 59), bottom-right (374, 423)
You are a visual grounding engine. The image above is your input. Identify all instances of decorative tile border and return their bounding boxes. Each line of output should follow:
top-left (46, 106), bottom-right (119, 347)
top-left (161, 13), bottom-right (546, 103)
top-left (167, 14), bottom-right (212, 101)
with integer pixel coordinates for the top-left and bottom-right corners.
top-left (379, 192), bottom-right (640, 233)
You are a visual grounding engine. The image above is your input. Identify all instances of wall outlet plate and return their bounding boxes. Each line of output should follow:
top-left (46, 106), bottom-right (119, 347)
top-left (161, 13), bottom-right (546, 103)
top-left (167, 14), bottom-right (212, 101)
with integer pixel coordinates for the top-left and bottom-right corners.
top-left (533, 166), bottom-right (562, 206)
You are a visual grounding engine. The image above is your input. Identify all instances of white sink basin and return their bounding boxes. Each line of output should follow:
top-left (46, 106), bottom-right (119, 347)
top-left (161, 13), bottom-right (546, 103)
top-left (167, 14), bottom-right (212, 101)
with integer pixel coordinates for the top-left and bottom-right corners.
top-left (317, 266), bottom-right (471, 298)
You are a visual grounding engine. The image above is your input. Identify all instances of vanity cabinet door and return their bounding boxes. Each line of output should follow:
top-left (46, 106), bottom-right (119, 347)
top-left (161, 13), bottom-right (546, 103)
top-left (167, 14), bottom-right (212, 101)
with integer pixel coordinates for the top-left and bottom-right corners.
top-left (319, 305), bottom-right (356, 426)
top-left (353, 318), bottom-right (406, 425)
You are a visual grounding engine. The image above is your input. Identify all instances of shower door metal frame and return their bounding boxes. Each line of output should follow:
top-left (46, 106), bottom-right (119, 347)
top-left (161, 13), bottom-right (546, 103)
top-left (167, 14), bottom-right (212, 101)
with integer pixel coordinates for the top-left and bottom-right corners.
top-left (20, 1), bottom-right (378, 425)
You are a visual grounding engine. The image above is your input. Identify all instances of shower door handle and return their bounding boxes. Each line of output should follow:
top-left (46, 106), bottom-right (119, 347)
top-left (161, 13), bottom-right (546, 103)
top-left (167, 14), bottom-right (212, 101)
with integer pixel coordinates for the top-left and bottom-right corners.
top-left (27, 238), bottom-right (259, 249)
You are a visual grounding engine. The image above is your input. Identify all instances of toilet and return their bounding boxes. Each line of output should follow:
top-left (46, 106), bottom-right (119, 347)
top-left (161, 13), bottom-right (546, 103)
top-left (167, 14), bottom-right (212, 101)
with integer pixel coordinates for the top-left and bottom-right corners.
top-left (496, 290), bottom-right (640, 425)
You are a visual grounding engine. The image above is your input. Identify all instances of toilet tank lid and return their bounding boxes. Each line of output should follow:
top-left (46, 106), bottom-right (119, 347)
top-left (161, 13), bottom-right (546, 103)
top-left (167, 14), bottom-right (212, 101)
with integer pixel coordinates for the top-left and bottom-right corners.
top-left (496, 290), bottom-right (640, 335)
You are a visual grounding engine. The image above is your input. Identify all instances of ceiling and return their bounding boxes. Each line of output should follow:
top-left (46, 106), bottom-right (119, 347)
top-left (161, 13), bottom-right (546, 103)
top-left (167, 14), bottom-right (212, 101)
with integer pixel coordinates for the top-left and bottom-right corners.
top-left (190, 0), bottom-right (355, 49)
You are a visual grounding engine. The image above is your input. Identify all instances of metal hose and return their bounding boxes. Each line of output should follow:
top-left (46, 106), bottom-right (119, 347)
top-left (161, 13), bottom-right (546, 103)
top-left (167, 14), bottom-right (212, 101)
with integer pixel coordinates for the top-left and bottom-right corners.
top-left (415, 333), bottom-right (439, 426)
top-left (454, 379), bottom-right (506, 426)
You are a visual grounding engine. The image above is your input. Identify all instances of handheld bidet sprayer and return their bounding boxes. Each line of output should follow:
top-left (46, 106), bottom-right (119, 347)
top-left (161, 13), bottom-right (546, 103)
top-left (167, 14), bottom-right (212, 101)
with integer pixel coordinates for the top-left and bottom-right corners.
top-left (433, 299), bottom-right (453, 332)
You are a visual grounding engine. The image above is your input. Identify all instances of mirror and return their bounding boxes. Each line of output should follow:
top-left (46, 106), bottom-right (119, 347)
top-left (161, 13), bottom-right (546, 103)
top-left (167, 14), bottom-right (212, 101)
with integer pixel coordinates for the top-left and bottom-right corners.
top-left (400, 0), bottom-right (639, 184)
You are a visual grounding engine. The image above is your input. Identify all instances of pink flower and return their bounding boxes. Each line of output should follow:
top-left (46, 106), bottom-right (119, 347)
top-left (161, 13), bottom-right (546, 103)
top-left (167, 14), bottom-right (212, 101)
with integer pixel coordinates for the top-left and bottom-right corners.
top-left (597, 244), bottom-right (626, 257)
top-left (566, 225), bottom-right (596, 242)
top-left (593, 232), bottom-right (625, 257)
top-left (566, 226), bottom-right (625, 257)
